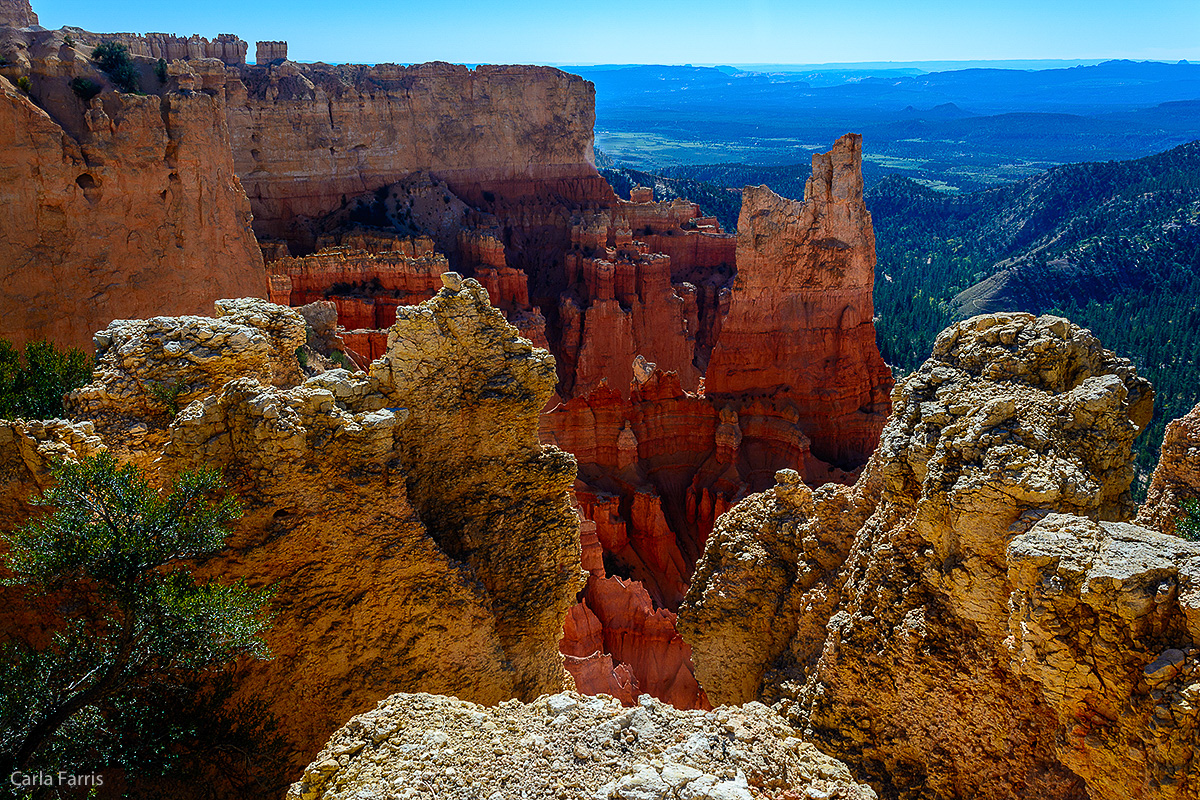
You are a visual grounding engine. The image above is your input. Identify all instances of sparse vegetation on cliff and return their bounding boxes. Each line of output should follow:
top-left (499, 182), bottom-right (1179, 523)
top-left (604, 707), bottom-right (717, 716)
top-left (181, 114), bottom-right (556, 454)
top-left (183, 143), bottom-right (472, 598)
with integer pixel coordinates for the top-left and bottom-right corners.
top-left (91, 42), bottom-right (139, 94)
top-left (0, 453), bottom-right (273, 779)
top-left (69, 76), bottom-right (101, 101)
top-left (1180, 499), bottom-right (1200, 542)
top-left (0, 339), bottom-right (91, 420)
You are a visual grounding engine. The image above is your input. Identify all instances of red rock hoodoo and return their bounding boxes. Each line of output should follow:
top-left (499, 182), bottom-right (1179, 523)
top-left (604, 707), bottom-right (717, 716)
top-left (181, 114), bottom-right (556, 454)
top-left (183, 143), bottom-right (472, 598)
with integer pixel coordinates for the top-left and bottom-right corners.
top-left (706, 134), bottom-right (893, 468)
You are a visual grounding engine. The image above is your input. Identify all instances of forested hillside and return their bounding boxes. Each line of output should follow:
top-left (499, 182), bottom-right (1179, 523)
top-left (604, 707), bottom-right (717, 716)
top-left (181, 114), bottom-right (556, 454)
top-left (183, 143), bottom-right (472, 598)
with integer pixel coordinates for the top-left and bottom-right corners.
top-left (866, 141), bottom-right (1200, 488)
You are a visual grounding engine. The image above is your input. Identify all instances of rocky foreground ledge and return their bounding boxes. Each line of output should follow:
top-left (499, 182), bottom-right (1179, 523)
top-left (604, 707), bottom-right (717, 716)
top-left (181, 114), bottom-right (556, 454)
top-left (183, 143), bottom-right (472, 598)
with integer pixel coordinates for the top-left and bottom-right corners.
top-left (288, 692), bottom-right (875, 800)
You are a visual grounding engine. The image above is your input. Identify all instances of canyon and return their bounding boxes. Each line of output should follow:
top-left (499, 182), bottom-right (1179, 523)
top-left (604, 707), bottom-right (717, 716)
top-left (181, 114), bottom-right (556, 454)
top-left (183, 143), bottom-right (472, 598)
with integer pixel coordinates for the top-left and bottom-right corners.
top-left (2, 5), bottom-right (1199, 799)
top-left (0, 13), bottom-right (893, 714)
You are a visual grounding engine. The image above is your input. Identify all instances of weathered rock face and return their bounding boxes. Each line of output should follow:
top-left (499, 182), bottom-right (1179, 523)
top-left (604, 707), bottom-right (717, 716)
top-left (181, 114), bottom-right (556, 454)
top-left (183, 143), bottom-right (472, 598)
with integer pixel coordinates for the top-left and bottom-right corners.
top-left (65, 29), bottom-right (249, 65)
top-left (224, 61), bottom-right (611, 247)
top-left (288, 692), bottom-right (877, 800)
top-left (0, 30), bottom-right (266, 351)
top-left (1139, 401), bottom-right (1200, 536)
top-left (19, 287), bottom-right (582, 767)
top-left (705, 134), bottom-right (893, 469)
top-left (680, 312), bottom-right (1193, 800)
top-left (1007, 514), bottom-right (1199, 800)
top-left (0, 0), bottom-right (35, 27)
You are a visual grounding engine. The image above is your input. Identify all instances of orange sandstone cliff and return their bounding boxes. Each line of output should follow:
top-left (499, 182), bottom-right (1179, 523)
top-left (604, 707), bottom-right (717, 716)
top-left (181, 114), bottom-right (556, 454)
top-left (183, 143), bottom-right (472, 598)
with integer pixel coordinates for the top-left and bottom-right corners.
top-left (0, 27), bottom-right (266, 350)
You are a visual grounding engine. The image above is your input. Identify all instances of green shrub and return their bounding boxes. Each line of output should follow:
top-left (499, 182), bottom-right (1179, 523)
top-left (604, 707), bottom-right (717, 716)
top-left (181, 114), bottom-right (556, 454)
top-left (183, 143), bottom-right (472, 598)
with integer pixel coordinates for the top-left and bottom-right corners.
top-left (15, 75), bottom-right (30, 94)
top-left (1179, 499), bottom-right (1200, 542)
top-left (148, 378), bottom-right (188, 415)
top-left (154, 57), bottom-right (167, 84)
top-left (91, 41), bottom-right (139, 93)
top-left (0, 338), bottom-right (92, 420)
top-left (0, 453), bottom-right (274, 780)
top-left (62, 34), bottom-right (75, 48)
top-left (69, 76), bottom-right (101, 101)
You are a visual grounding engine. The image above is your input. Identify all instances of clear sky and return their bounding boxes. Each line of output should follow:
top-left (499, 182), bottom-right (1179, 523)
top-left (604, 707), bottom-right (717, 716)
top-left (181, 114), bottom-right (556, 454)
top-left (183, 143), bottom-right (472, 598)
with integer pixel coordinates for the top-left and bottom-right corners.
top-left (31, 0), bottom-right (1200, 66)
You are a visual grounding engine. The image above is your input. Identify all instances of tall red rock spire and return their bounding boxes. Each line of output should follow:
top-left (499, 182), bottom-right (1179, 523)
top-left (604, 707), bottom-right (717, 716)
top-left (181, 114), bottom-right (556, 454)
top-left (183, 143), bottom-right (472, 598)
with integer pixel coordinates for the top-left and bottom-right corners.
top-left (705, 133), bottom-right (893, 467)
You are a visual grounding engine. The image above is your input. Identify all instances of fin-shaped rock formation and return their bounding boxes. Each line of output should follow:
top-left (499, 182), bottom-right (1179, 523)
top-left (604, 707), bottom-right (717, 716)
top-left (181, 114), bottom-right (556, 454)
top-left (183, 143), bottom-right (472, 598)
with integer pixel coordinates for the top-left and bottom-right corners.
top-left (1, 287), bottom-right (582, 768)
top-left (682, 312), bottom-right (1198, 800)
top-left (288, 692), bottom-right (877, 800)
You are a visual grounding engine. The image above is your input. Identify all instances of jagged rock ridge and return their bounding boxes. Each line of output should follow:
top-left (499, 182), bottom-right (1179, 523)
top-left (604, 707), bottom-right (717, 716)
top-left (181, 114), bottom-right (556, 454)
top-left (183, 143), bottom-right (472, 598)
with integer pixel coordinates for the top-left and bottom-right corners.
top-left (682, 312), bottom-right (1198, 800)
top-left (288, 692), bottom-right (877, 800)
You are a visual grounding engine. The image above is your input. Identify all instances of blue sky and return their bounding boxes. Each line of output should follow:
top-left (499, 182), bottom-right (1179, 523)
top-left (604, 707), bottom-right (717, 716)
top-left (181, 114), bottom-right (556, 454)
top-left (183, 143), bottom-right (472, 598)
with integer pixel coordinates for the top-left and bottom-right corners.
top-left (32, 0), bottom-right (1200, 66)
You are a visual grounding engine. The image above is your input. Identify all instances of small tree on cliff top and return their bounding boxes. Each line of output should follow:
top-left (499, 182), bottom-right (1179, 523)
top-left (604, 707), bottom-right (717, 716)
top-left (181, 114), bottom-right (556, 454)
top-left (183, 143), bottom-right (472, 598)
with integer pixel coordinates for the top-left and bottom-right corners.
top-left (91, 42), bottom-right (139, 93)
top-left (0, 453), bottom-right (274, 779)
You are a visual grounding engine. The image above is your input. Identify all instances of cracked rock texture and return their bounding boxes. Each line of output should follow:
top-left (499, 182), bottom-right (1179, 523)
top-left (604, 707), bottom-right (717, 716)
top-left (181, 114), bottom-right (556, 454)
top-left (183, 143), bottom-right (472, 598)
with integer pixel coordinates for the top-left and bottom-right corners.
top-left (682, 313), bottom-right (1197, 800)
top-left (288, 692), bottom-right (876, 800)
top-left (9, 285), bottom-right (581, 769)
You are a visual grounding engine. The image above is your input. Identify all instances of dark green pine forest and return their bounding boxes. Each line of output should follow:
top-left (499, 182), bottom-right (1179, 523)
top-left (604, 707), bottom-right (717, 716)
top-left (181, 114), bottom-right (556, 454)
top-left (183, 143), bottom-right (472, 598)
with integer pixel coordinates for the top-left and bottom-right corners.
top-left (612, 140), bottom-right (1200, 490)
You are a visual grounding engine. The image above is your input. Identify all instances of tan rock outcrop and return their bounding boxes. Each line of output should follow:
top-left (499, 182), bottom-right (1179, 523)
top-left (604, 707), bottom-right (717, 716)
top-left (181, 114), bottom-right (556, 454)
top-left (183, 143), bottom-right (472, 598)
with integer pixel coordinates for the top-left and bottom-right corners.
top-left (65, 298), bottom-right (304, 466)
top-left (705, 134), bottom-right (893, 469)
top-left (255, 40), bottom-right (286, 64)
top-left (682, 312), bottom-right (1182, 800)
top-left (1007, 513), bottom-right (1199, 800)
top-left (1139, 401), bottom-right (1200, 536)
top-left (288, 692), bottom-right (877, 800)
top-left (0, 30), bottom-right (266, 351)
top-left (20, 284), bottom-right (581, 766)
top-left (64, 30), bottom-right (249, 65)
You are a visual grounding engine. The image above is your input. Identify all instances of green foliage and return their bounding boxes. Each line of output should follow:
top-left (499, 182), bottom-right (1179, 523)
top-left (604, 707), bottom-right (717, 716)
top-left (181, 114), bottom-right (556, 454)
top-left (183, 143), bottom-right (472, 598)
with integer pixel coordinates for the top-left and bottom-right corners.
top-left (62, 34), bottom-right (75, 48)
top-left (861, 143), bottom-right (1200, 494)
top-left (0, 339), bottom-right (92, 420)
top-left (69, 76), bottom-right (102, 101)
top-left (330, 350), bottom-right (348, 368)
top-left (15, 75), bottom-right (30, 94)
top-left (154, 57), bottom-right (167, 84)
top-left (1179, 499), bottom-right (1200, 542)
top-left (148, 378), bottom-right (188, 415)
top-left (295, 345), bottom-right (308, 369)
top-left (0, 453), bottom-right (274, 781)
top-left (91, 42), bottom-right (139, 94)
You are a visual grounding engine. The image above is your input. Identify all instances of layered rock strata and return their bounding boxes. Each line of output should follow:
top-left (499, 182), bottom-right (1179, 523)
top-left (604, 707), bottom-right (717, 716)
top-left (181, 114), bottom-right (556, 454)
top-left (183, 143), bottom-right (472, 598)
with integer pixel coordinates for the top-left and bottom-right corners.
top-left (288, 692), bottom-right (877, 800)
top-left (0, 29), bottom-right (266, 350)
top-left (65, 29), bottom-right (249, 65)
top-left (706, 134), bottom-right (893, 469)
top-left (224, 60), bottom-right (612, 247)
top-left (1139, 401), bottom-right (1200, 536)
top-left (8, 287), bottom-right (582, 766)
top-left (681, 313), bottom-right (1198, 800)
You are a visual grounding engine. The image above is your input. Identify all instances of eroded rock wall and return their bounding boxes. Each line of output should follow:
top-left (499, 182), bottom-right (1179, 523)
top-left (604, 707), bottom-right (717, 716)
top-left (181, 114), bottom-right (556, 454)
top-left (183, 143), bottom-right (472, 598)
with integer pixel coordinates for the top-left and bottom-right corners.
top-left (1139, 401), bottom-right (1200, 536)
top-left (681, 313), bottom-right (1197, 800)
top-left (224, 61), bottom-right (612, 248)
top-left (8, 288), bottom-right (581, 767)
top-left (0, 29), bottom-right (266, 351)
